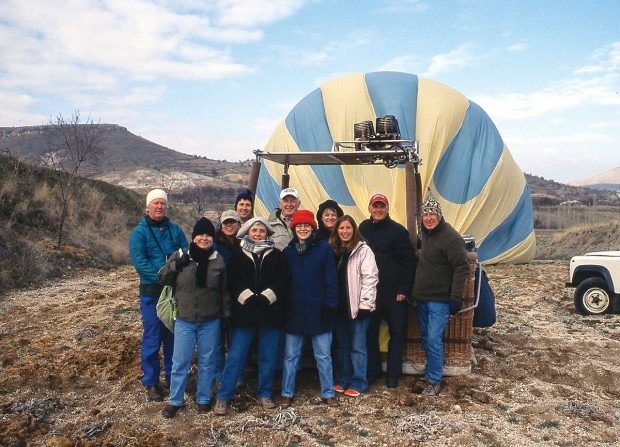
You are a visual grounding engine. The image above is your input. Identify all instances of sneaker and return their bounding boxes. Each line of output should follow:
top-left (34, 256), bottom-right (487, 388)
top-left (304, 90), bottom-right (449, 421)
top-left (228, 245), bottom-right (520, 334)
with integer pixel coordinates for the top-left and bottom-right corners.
top-left (420, 381), bottom-right (441, 396)
top-left (279, 396), bottom-right (293, 409)
top-left (344, 389), bottom-right (361, 397)
top-left (333, 385), bottom-right (345, 393)
top-left (213, 399), bottom-right (229, 416)
top-left (161, 403), bottom-right (181, 418)
top-left (257, 397), bottom-right (276, 410)
top-left (322, 397), bottom-right (339, 407)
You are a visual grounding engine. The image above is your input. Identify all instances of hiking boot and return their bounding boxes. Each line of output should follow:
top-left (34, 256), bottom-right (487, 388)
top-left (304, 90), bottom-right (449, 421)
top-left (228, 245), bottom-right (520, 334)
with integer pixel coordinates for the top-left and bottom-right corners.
top-left (344, 388), bottom-right (361, 397)
top-left (420, 381), bottom-right (441, 396)
top-left (257, 397), bottom-right (276, 410)
top-left (386, 376), bottom-right (399, 388)
top-left (196, 402), bottom-right (211, 414)
top-left (161, 403), bottom-right (180, 418)
top-left (147, 385), bottom-right (163, 401)
top-left (333, 385), bottom-right (345, 393)
top-left (213, 399), bottom-right (229, 416)
top-left (411, 377), bottom-right (430, 394)
top-left (322, 397), bottom-right (339, 407)
top-left (279, 396), bottom-right (293, 409)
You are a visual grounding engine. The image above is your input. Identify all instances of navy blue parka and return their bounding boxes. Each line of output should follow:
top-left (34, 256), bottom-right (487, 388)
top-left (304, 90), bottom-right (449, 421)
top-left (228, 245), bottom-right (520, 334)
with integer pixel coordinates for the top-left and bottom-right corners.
top-left (282, 234), bottom-right (338, 335)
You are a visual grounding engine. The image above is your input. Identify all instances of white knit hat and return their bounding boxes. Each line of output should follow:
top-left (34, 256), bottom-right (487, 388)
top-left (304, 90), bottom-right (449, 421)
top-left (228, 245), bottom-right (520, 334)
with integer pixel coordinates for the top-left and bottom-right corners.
top-left (237, 217), bottom-right (275, 238)
top-left (146, 188), bottom-right (167, 207)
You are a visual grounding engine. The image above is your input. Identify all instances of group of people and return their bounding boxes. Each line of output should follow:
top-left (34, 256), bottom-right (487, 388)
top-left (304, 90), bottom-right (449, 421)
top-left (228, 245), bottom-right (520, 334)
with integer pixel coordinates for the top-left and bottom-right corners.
top-left (128, 185), bottom-right (470, 418)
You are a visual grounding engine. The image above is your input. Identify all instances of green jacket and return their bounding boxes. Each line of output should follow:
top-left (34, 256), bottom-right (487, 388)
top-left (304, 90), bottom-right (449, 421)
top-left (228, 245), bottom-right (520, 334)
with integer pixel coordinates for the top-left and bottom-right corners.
top-left (412, 219), bottom-right (469, 303)
top-left (160, 249), bottom-right (231, 322)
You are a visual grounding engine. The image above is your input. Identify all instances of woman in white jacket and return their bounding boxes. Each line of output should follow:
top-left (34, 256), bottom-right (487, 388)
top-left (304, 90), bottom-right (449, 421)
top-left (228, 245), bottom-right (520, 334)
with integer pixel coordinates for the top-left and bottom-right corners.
top-left (329, 215), bottom-right (378, 396)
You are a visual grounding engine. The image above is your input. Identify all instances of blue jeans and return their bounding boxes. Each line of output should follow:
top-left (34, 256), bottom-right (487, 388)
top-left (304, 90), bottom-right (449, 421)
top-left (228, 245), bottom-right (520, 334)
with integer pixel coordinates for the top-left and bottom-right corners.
top-left (168, 317), bottom-right (221, 406)
top-left (366, 298), bottom-right (407, 381)
top-left (282, 332), bottom-right (335, 399)
top-left (334, 316), bottom-right (370, 392)
top-left (217, 326), bottom-right (280, 401)
top-left (416, 301), bottom-right (449, 384)
top-left (140, 295), bottom-right (174, 386)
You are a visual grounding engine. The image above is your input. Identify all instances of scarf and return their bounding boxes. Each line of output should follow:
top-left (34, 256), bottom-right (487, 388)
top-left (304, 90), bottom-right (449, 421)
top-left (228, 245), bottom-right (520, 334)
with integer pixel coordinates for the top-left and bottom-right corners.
top-left (294, 233), bottom-right (316, 256)
top-left (189, 242), bottom-right (213, 288)
top-left (240, 235), bottom-right (274, 254)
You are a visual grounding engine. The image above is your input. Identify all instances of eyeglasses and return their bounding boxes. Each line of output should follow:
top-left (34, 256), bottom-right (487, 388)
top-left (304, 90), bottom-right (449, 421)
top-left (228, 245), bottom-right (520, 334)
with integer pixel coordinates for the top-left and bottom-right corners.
top-left (296, 224), bottom-right (312, 229)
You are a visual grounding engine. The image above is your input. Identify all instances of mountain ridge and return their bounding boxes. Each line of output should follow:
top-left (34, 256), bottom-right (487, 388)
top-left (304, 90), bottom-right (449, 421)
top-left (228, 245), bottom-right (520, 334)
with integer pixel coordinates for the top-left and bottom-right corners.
top-left (2, 124), bottom-right (618, 204)
top-left (568, 166), bottom-right (620, 191)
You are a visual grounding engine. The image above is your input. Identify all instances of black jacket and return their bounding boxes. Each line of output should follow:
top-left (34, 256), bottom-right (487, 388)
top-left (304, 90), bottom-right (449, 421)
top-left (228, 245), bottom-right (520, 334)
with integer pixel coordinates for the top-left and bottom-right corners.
top-left (227, 245), bottom-right (290, 328)
top-left (412, 218), bottom-right (470, 303)
top-left (359, 215), bottom-right (416, 300)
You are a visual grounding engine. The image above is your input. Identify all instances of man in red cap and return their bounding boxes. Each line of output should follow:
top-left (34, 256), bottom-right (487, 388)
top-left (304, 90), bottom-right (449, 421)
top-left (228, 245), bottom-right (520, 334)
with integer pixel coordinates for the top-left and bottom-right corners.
top-left (359, 193), bottom-right (416, 388)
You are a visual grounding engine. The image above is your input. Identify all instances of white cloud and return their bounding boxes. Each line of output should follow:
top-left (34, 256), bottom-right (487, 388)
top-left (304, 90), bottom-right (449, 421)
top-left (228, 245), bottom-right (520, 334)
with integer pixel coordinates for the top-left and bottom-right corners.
top-left (473, 43), bottom-right (620, 120)
top-left (378, 0), bottom-right (428, 13)
top-left (273, 35), bottom-right (371, 67)
top-left (0, 90), bottom-right (46, 127)
top-left (0, 0), bottom-right (261, 94)
top-left (506, 42), bottom-right (528, 52)
top-left (214, 0), bottom-right (308, 27)
top-left (140, 120), bottom-right (261, 161)
top-left (421, 44), bottom-right (476, 77)
top-left (376, 55), bottom-right (419, 73)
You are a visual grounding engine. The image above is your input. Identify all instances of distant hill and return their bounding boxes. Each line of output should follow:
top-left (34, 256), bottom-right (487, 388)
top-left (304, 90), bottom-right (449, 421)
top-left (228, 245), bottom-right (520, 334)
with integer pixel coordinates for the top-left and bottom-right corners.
top-left (0, 125), bottom-right (251, 193)
top-left (568, 167), bottom-right (620, 192)
top-left (525, 173), bottom-right (619, 206)
top-left (2, 124), bottom-right (619, 206)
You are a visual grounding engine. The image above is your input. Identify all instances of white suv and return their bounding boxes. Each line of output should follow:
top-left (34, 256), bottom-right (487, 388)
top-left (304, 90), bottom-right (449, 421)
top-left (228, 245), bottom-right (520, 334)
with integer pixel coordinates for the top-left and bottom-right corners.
top-left (566, 251), bottom-right (620, 315)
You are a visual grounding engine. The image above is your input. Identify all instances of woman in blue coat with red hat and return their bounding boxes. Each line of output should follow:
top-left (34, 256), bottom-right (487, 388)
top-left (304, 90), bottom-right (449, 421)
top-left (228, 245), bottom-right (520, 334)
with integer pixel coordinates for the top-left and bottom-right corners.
top-left (279, 209), bottom-right (339, 408)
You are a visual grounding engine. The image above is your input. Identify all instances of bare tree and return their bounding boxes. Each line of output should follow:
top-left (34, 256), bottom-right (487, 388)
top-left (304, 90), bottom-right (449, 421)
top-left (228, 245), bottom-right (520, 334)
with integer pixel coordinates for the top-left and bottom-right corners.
top-left (42, 111), bottom-right (106, 249)
top-left (160, 170), bottom-right (184, 204)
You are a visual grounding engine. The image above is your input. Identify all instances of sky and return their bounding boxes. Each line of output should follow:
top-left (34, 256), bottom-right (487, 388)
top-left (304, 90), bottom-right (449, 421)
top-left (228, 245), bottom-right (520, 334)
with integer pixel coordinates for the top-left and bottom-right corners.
top-left (0, 0), bottom-right (619, 184)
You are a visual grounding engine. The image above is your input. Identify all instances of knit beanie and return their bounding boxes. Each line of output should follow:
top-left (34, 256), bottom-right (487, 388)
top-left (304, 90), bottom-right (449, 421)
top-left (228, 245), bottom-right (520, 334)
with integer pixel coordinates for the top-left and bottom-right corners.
top-left (422, 189), bottom-right (443, 219)
top-left (146, 188), bottom-right (167, 207)
top-left (237, 217), bottom-right (275, 238)
top-left (316, 199), bottom-right (344, 227)
top-left (192, 217), bottom-right (216, 240)
top-left (235, 189), bottom-right (254, 207)
top-left (290, 209), bottom-right (317, 230)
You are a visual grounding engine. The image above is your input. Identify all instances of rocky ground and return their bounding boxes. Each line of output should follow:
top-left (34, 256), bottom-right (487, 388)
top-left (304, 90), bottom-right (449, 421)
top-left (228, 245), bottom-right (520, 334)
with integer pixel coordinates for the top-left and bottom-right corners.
top-left (1, 260), bottom-right (620, 447)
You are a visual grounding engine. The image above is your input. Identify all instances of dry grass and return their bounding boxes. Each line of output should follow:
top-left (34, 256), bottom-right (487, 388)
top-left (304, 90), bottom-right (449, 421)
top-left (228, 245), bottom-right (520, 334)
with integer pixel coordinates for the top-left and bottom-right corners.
top-left (0, 153), bottom-right (144, 291)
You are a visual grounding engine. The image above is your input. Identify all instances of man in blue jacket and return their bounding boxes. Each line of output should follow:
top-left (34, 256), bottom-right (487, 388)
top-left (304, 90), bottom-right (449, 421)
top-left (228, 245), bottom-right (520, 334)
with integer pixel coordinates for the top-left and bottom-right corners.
top-left (359, 193), bottom-right (416, 389)
top-left (129, 189), bottom-right (188, 401)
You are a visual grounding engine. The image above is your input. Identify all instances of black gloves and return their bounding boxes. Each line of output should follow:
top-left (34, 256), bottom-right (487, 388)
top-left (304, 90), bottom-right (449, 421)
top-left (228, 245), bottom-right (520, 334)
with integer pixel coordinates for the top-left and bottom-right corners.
top-left (449, 299), bottom-right (461, 315)
top-left (257, 294), bottom-right (272, 306)
top-left (356, 308), bottom-right (371, 320)
top-left (244, 294), bottom-right (270, 306)
top-left (244, 294), bottom-right (260, 306)
top-left (175, 252), bottom-right (191, 271)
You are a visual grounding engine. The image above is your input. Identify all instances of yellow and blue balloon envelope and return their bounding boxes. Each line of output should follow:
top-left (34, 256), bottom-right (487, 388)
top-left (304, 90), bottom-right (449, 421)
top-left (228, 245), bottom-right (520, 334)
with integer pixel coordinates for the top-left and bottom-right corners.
top-left (255, 71), bottom-right (535, 264)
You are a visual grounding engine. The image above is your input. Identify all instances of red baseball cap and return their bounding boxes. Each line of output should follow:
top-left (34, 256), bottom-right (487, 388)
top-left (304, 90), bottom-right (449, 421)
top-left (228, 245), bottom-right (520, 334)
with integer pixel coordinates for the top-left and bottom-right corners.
top-left (369, 193), bottom-right (389, 206)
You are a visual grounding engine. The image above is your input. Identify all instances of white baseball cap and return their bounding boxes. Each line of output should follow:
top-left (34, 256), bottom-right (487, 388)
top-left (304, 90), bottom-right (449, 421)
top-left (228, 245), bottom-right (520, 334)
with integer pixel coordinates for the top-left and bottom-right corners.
top-left (279, 188), bottom-right (299, 200)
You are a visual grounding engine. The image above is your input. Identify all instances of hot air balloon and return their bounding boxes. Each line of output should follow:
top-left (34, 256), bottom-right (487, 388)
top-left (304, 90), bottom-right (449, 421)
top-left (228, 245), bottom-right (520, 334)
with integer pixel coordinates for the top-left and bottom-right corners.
top-left (250, 71), bottom-right (535, 264)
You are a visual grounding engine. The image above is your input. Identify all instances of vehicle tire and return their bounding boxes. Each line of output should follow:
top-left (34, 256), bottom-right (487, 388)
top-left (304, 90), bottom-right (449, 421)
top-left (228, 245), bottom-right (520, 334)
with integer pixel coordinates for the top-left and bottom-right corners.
top-left (574, 278), bottom-right (612, 315)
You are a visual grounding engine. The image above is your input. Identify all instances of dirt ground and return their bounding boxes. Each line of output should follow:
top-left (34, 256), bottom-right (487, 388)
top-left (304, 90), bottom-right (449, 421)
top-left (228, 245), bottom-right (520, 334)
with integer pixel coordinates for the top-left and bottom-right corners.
top-left (1, 261), bottom-right (620, 447)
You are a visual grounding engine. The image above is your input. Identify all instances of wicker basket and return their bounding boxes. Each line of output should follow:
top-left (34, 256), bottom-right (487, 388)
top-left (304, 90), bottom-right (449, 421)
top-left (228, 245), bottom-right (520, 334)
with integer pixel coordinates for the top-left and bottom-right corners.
top-left (402, 252), bottom-right (478, 375)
